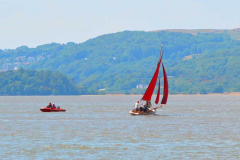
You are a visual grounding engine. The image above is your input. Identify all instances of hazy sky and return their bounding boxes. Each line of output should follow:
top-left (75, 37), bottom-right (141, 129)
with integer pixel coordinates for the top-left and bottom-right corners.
top-left (0, 0), bottom-right (239, 49)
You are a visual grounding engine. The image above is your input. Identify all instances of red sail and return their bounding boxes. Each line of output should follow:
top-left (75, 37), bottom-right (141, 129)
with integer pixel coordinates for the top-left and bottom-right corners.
top-left (155, 78), bottom-right (160, 104)
top-left (161, 63), bottom-right (168, 105)
top-left (141, 57), bottom-right (162, 101)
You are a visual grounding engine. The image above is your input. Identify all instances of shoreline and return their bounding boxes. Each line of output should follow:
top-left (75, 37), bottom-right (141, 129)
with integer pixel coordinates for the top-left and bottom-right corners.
top-left (0, 93), bottom-right (239, 96)
top-left (104, 92), bottom-right (240, 96)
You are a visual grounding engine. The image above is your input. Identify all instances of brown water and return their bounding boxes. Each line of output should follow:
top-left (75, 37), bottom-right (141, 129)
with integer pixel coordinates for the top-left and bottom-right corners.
top-left (0, 95), bottom-right (240, 159)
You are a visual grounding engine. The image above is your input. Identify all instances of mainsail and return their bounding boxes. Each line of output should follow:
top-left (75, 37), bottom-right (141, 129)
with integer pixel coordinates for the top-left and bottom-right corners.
top-left (141, 57), bottom-right (162, 101)
top-left (141, 44), bottom-right (163, 102)
top-left (155, 78), bottom-right (160, 104)
top-left (161, 63), bottom-right (168, 105)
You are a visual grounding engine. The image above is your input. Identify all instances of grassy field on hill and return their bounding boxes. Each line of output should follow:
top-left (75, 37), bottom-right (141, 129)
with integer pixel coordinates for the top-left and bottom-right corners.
top-left (151, 28), bottom-right (240, 40)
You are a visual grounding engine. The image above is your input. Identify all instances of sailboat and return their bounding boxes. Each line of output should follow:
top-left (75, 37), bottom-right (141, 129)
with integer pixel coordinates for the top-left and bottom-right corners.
top-left (129, 43), bottom-right (169, 115)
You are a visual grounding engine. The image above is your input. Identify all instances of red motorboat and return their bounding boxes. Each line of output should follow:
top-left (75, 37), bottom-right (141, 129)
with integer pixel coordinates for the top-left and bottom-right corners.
top-left (40, 107), bottom-right (66, 112)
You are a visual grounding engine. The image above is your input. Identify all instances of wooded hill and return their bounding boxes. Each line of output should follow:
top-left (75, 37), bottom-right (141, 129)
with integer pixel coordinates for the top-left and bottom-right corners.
top-left (1, 29), bottom-right (240, 94)
top-left (0, 69), bottom-right (95, 95)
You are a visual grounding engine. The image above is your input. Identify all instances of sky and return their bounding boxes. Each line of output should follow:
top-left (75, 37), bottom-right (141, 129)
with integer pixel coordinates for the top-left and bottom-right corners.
top-left (0, 0), bottom-right (239, 49)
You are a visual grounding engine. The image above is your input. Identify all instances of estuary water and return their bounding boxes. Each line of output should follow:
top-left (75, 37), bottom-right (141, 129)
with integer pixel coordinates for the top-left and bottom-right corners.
top-left (0, 95), bottom-right (240, 159)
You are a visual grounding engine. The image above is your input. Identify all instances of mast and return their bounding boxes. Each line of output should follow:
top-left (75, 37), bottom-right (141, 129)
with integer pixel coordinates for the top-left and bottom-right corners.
top-left (161, 63), bottom-right (168, 105)
top-left (155, 78), bottom-right (160, 104)
top-left (141, 43), bottom-right (163, 101)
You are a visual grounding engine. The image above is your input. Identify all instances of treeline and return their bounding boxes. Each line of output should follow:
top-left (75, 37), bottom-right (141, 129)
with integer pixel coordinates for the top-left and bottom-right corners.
top-left (0, 69), bottom-right (97, 95)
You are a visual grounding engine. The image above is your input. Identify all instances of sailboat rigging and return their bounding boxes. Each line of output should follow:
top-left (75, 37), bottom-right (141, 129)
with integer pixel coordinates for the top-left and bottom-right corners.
top-left (129, 43), bottom-right (169, 115)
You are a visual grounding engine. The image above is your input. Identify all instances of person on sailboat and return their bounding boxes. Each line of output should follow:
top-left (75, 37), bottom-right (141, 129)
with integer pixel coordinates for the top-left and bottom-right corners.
top-left (147, 101), bottom-right (152, 108)
top-left (142, 101), bottom-right (148, 112)
top-left (47, 102), bottom-right (52, 108)
top-left (134, 101), bottom-right (140, 111)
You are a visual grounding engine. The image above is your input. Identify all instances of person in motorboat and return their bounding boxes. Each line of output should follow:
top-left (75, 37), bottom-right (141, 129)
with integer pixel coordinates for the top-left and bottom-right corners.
top-left (52, 103), bottom-right (56, 109)
top-left (134, 101), bottom-right (140, 111)
top-left (47, 102), bottom-right (52, 108)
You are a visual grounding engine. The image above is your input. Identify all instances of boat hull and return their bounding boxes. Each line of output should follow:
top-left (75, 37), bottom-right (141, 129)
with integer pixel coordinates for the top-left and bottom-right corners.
top-left (129, 108), bottom-right (156, 115)
top-left (40, 107), bottom-right (66, 112)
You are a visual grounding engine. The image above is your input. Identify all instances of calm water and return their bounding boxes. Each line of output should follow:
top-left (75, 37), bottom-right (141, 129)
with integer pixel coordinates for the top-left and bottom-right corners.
top-left (0, 95), bottom-right (240, 159)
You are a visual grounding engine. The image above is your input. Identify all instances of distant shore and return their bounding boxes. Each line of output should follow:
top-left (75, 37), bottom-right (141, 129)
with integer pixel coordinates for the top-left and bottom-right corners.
top-left (103, 92), bottom-right (240, 96)
top-left (0, 93), bottom-right (239, 96)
